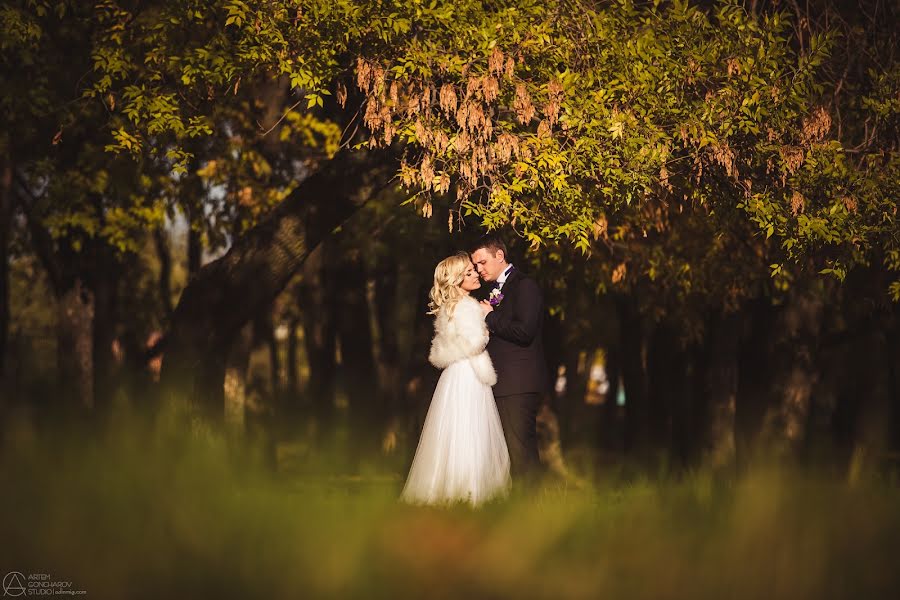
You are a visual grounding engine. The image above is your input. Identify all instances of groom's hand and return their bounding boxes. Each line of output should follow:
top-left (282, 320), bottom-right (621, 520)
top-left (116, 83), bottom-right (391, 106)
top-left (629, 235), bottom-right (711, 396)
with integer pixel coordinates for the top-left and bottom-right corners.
top-left (479, 300), bottom-right (493, 316)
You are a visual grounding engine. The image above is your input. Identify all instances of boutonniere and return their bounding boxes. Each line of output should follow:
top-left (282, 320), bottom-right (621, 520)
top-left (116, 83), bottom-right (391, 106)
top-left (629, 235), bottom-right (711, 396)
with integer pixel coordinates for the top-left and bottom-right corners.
top-left (489, 287), bottom-right (504, 306)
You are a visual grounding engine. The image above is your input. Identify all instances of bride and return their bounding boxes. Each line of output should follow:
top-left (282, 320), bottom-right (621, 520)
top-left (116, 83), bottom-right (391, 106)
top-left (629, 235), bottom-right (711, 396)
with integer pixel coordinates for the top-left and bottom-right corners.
top-left (401, 252), bottom-right (511, 506)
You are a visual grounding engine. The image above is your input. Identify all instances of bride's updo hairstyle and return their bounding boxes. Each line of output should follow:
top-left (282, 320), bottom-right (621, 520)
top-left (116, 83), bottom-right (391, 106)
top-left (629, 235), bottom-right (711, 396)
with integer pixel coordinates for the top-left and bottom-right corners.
top-left (428, 252), bottom-right (473, 316)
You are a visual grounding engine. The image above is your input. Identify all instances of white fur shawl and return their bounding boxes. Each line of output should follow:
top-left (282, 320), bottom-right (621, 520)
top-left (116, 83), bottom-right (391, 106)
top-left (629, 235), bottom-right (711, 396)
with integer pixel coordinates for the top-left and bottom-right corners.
top-left (428, 296), bottom-right (497, 386)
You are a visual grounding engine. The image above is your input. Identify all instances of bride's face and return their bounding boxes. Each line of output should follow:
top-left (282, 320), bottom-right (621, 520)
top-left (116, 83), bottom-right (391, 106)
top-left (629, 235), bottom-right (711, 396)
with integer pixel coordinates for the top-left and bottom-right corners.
top-left (459, 263), bottom-right (482, 292)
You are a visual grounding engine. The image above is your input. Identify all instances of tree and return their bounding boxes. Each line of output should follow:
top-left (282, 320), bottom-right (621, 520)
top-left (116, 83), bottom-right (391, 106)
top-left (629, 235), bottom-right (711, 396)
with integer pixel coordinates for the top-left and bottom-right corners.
top-left (10, 0), bottom-right (895, 467)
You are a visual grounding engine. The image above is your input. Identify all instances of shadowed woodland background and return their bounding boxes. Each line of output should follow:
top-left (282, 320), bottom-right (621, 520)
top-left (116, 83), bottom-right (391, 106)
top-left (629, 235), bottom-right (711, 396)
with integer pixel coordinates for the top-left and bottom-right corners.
top-left (1, 0), bottom-right (900, 597)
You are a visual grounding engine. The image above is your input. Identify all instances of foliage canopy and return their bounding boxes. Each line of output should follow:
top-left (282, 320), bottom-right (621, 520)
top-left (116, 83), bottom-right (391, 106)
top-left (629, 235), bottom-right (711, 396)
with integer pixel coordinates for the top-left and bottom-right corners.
top-left (5, 0), bottom-right (898, 303)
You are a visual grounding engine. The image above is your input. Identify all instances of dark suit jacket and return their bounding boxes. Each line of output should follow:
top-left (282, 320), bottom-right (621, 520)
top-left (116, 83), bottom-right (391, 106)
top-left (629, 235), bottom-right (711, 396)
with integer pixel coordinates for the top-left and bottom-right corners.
top-left (484, 269), bottom-right (549, 397)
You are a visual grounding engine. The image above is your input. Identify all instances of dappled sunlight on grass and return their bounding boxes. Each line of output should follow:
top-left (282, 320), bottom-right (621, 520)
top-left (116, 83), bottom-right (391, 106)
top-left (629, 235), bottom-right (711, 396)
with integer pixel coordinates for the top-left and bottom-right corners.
top-left (1, 408), bottom-right (899, 599)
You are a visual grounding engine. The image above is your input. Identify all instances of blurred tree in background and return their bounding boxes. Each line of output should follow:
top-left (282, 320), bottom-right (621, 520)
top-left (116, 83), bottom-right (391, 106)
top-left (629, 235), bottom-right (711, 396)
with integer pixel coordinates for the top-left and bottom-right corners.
top-left (0, 0), bottom-right (897, 477)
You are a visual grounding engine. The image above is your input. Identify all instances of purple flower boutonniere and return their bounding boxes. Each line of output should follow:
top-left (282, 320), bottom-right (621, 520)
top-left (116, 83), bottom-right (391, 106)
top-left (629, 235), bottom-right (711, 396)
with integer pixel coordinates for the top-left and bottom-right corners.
top-left (488, 288), bottom-right (504, 307)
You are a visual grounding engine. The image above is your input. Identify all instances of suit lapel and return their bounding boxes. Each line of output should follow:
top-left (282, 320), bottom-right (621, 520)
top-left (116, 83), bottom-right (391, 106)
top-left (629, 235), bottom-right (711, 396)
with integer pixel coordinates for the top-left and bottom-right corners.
top-left (502, 268), bottom-right (522, 290)
top-left (496, 269), bottom-right (521, 311)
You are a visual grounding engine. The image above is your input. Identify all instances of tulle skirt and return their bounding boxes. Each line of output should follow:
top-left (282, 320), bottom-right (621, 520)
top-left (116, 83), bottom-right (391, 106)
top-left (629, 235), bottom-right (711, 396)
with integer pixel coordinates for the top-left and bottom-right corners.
top-left (401, 359), bottom-right (511, 507)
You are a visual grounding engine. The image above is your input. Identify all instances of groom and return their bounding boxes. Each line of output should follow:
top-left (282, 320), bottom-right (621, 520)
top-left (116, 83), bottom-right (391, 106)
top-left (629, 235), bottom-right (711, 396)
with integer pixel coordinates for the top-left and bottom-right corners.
top-left (471, 234), bottom-right (548, 480)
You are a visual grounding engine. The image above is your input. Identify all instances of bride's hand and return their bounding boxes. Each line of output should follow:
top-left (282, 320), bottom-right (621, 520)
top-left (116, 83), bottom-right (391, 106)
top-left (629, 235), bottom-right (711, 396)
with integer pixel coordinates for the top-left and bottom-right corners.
top-left (480, 300), bottom-right (493, 315)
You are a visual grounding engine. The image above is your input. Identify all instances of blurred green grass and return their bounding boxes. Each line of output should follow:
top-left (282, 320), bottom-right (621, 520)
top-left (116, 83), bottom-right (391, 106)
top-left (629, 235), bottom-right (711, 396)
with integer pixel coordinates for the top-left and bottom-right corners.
top-left (2, 407), bottom-right (899, 600)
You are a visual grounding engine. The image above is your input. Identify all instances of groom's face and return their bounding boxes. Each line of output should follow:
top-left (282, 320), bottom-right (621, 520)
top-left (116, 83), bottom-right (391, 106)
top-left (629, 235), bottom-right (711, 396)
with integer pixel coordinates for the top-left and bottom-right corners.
top-left (471, 247), bottom-right (506, 282)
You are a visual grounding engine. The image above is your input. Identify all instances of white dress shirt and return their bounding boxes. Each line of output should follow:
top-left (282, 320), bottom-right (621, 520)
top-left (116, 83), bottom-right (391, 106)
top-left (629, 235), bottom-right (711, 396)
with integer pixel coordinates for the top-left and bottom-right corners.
top-left (496, 264), bottom-right (514, 290)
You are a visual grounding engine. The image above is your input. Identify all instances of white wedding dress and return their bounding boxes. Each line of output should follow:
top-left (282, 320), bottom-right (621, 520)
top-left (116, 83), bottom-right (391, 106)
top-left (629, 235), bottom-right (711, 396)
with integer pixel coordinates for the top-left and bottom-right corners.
top-left (401, 295), bottom-right (511, 506)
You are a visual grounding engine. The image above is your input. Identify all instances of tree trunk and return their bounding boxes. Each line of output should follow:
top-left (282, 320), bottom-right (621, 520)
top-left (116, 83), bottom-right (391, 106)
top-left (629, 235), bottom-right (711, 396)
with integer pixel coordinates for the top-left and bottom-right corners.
top-left (224, 322), bottom-right (253, 431)
top-left (703, 311), bottom-right (740, 468)
top-left (372, 257), bottom-right (400, 407)
top-left (400, 277), bottom-right (440, 455)
top-left (299, 243), bottom-right (338, 422)
top-left (185, 159), bottom-right (206, 279)
top-left (0, 159), bottom-right (12, 377)
top-left (58, 279), bottom-right (95, 410)
top-left (153, 227), bottom-right (175, 319)
top-left (646, 320), bottom-right (692, 469)
top-left (560, 261), bottom-right (588, 441)
top-left (735, 298), bottom-right (779, 469)
top-left (334, 250), bottom-right (378, 425)
top-left (159, 152), bottom-right (392, 419)
top-left (888, 305), bottom-right (900, 456)
top-left (91, 262), bottom-right (120, 410)
top-left (187, 215), bottom-right (203, 278)
top-left (253, 311), bottom-right (280, 401)
top-left (599, 343), bottom-right (623, 452)
top-left (16, 179), bottom-right (96, 411)
top-left (685, 337), bottom-right (706, 466)
top-left (542, 311), bottom-right (564, 397)
top-left (286, 316), bottom-right (301, 398)
top-left (646, 322), bottom-right (674, 455)
top-left (669, 336), bottom-right (693, 469)
top-left (846, 328), bottom-right (893, 481)
top-left (759, 288), bottom-right (823, 457)
top-left (616, 294), bottom-right (650, 459)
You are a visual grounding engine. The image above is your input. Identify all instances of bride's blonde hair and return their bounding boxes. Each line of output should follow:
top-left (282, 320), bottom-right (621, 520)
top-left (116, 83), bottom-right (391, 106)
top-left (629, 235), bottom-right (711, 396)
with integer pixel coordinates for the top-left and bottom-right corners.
top-left (428, 252), bottom-right (473, 316)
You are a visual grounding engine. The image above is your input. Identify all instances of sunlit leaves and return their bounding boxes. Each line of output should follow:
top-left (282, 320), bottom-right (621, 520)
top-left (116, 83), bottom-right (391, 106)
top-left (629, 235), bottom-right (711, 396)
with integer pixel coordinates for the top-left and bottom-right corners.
top-left (53, 0), bottom-right (900, 302)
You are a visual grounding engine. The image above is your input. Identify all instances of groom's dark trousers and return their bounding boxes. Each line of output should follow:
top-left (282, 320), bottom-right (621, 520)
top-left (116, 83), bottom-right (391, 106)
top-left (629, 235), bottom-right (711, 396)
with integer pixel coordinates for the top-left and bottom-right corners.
top-left (494, 393), bottom-right (541, 477)
top-left (484, 269), bottom-right (549, 479)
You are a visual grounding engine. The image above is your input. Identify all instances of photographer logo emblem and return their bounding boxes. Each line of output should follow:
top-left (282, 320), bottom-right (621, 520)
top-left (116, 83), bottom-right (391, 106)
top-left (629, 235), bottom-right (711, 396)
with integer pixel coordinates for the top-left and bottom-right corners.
top-left (2, 572), bottom-right (27, 597)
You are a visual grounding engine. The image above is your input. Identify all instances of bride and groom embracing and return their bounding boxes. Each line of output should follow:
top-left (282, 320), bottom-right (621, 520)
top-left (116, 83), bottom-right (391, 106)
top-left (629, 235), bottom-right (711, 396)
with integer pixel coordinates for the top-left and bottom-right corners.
top-left (401, 234), bottom-right (548, 506)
